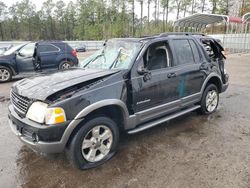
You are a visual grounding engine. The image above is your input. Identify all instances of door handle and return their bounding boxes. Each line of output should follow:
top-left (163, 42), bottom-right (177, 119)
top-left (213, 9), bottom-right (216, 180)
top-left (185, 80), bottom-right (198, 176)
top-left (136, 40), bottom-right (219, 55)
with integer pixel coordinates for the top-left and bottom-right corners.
top-left (167, 72), bottom-right (177, 78)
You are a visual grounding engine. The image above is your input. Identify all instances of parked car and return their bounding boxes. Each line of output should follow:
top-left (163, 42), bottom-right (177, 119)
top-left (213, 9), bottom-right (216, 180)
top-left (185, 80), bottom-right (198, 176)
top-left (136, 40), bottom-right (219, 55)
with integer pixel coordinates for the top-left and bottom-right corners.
top-left (72, 43), bottom-right (87, 52)
top-left (0, 45), bottom-right (13, 55)
top-left (8, 33), bottom-right (229, 169)
top-left (0, 41), bottom-right (78, 82)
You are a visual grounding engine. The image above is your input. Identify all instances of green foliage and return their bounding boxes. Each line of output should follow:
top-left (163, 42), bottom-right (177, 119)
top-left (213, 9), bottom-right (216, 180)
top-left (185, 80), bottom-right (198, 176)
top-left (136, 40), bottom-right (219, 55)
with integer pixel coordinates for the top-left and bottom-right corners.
top-left (0, 0), bottom-right (243, 40)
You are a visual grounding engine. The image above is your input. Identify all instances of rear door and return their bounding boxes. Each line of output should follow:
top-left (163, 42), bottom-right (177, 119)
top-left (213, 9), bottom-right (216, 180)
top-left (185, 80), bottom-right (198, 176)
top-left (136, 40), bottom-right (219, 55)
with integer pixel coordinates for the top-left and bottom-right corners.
top-left (37, 44), bottom-right (60, 69)
top-left (169, 38), bottom-right (206, 106)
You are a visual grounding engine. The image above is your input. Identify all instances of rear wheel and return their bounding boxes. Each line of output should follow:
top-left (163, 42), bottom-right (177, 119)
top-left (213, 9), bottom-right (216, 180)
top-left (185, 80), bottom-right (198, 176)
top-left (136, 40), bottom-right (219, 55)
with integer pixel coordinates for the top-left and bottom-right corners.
top-left (198, 84), bottom-right (219, 115)
top-left (59, 61), bottom-right (72, 70)
top-left (0, 66), bottom-right (12, 82)
top-left (66, 116), bottom-right (119, 170)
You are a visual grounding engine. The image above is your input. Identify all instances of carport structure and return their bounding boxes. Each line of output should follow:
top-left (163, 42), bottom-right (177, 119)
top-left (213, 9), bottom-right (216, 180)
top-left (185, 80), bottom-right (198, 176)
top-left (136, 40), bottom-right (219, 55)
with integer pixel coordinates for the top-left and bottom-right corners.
top-left (173, 13), bottom-right (250, 53)
top-left (173, 13), bottom-right (229, 32)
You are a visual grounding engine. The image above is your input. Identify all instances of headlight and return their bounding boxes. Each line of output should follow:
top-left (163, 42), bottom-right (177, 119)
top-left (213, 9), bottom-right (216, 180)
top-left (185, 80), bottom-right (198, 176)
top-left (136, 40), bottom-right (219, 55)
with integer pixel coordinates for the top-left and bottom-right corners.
top-left (26, 102), bottom-right (66, 124)
top-left (26, 102), bottom-right (48, 123)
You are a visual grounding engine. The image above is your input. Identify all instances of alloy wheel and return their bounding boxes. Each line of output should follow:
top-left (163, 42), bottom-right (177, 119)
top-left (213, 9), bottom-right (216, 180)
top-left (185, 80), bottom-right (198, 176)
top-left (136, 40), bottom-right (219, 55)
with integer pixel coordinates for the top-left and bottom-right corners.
top-left (61, 62), bottom-right (71, 69)
top-left (0, 68), bottom-right (10, 81)
top-left (205, 90), bottom-right (218, 112)
top-left (81, 125), bottom-right (113, 163)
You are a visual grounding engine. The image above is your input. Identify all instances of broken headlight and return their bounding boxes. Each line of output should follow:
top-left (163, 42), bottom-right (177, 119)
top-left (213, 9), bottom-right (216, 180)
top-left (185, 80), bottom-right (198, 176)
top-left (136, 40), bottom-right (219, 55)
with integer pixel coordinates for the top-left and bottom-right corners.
top-left (26, 102), bottom-right (66, 124)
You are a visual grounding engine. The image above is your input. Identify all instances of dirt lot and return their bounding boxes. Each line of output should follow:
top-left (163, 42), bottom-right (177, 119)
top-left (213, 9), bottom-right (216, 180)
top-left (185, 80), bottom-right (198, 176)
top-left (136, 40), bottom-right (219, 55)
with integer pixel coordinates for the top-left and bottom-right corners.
top-left (0, 54), bottom-right (250, 188)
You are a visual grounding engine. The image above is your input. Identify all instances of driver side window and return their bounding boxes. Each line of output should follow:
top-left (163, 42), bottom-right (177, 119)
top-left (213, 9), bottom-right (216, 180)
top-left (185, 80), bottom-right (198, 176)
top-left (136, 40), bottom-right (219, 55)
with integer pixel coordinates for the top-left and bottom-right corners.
top-left (143, 41), bottom-right (172, 71)
top-left (19, 43), bottom-right (35, 57)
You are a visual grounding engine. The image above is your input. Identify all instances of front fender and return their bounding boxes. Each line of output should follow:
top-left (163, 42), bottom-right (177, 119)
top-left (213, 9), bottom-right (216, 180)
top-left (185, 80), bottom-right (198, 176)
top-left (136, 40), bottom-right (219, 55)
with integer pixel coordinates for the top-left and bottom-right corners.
top-left (0, 62), bottom-right (17, 75)
top-left (58, 99), bottom-right (130, 148)
top-left (74, 99), bottom-right (130, 120)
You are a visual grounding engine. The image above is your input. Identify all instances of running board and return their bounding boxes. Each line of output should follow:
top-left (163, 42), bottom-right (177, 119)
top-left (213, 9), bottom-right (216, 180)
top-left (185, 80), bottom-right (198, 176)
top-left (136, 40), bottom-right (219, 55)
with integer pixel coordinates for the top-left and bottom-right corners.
top-left (127, 105), bottom-right (201, 134)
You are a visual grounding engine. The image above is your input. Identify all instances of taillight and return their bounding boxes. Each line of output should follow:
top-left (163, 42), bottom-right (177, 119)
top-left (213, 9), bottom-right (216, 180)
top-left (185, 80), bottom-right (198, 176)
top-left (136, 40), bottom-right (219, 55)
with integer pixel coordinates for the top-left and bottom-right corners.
top-left (72, 50), bottom-right (77, 57)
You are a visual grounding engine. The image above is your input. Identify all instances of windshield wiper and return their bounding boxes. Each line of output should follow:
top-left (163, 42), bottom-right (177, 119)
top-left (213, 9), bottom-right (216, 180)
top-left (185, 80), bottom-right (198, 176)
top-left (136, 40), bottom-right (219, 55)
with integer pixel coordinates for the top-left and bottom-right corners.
top-left (109, 48), bottom-right (122, 69)
top-left (83, 50), bottom-right (105, 68)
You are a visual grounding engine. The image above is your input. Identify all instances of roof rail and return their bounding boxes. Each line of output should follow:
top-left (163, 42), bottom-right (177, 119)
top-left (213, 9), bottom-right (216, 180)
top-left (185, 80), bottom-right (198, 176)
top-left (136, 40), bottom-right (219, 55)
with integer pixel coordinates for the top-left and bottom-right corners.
top-left (38, 40), bottom-right (63, 43)
top-left (159, 32), bottom-right (206, 37)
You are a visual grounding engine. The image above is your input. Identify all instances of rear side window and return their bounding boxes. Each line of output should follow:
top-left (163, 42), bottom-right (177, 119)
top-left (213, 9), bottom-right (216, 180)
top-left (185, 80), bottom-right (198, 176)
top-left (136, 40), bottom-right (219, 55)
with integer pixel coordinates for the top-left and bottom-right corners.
top-left (172, 39), bottom-right (195, 66)
top-left (39, 45), bottom-right (59, 53)
top-left (189, 40), bottom-right (201, 63)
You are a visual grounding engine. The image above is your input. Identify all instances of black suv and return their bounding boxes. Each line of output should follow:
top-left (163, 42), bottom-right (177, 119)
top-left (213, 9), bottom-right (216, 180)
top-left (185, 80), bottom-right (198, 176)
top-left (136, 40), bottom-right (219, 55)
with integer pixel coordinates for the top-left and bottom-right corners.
top-left (8, 33), bottom-right (229, 169)
top-left (0, 41), bottom-right (78, 82)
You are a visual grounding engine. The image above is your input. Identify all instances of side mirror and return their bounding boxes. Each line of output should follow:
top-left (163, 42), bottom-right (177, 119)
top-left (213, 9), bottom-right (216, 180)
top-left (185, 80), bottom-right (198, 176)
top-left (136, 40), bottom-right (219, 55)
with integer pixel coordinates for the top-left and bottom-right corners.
top-left (16, 51), bottom-right (25, 57)
top-left (137, 66), bottom-right (150, 75)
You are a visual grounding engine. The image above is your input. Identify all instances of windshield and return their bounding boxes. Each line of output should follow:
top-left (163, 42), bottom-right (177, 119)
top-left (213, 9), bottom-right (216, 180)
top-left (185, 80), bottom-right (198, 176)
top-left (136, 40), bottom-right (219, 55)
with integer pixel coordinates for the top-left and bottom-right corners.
top-left (80, 40), bottom-right (142, 70)
top-left (3, 44), bottom-right (25, 56)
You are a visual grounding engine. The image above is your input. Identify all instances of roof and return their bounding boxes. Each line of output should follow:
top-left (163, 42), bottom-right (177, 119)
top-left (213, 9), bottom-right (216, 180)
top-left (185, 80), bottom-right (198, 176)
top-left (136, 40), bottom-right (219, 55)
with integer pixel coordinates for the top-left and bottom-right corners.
top-left (174, 13), bottom-right (243, 29)
top-left (37, 40), bottom-right (64, 45)
top-left (110, 33), bottom-right (213, 44)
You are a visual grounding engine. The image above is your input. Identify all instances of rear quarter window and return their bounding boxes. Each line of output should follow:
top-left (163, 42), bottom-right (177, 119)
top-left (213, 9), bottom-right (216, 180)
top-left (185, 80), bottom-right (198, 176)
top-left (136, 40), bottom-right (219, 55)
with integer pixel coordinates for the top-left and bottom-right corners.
top-left (189, 40), bottom-right (201, 63)
top-left (39, 45), bottom-right (59, 53)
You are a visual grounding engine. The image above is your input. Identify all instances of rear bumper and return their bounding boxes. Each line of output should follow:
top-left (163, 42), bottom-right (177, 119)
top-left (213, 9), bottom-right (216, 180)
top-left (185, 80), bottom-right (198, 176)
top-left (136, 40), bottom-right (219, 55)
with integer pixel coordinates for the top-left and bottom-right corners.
top-left (8, 104), bottom-right (68, 153)
top-left (221, 73), bottom-right (229, 93)
top-left (72, 57), bottom-right (79, 65)
top-left (221, 82), bottom-right (229, 92)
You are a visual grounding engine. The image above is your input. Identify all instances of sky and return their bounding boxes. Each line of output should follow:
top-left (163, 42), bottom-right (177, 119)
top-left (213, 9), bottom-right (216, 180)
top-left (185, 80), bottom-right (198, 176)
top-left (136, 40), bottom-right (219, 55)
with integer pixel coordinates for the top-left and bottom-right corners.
top-left (4, 0), bottom-right (177, 21)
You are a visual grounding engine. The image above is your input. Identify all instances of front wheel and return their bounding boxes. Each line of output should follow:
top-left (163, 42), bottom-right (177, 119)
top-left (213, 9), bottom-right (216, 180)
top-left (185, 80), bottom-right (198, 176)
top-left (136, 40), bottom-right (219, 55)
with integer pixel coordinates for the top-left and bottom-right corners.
top-left (0, 66), bottom-right (12, 82)
top-left (198, 84), bottom-right (219, 115)
top-left (66, 116), bottom-right (119, 170)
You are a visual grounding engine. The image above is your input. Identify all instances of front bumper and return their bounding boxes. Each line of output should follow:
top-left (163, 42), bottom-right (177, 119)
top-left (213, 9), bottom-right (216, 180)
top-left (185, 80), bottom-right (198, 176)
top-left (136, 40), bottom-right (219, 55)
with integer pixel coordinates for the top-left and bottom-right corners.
top-left (8, 104), bottom-right (69, 153)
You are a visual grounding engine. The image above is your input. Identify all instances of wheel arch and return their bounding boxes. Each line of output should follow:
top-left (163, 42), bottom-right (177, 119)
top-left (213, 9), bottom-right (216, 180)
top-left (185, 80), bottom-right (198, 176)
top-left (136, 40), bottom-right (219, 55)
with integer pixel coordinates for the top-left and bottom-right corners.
top-left (62, 100), bottom-right (130, 147)
top-left (0, 63), bottom-right (16, 75)
top-left (201, 73), bottom-right (223, 93)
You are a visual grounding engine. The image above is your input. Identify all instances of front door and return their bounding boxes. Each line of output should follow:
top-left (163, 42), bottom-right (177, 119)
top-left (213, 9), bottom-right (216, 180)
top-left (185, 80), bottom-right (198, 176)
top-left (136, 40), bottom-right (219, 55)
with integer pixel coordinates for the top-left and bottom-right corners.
top-left (16, 43), bottom-right (35, 72)
top-left (131, 41), bottom-right (181, 123)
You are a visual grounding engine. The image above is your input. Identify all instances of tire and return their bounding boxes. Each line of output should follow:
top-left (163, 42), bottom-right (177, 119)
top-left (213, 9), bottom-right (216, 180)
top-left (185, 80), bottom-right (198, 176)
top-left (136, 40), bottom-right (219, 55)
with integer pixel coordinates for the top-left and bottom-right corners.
top-left (0, 66), bottom-right (12, 82)
top-left (198, 84), bottom-right (219, 115)
top-left (66, 116), bottom-right (119, 170)
top-left (59, 61), bottom-right (72, 70)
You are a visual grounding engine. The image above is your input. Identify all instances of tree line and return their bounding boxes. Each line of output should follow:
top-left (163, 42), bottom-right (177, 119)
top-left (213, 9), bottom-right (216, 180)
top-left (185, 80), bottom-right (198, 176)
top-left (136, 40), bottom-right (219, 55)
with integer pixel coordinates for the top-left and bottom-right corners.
top-left (0, 0), bottom-right (249, 41)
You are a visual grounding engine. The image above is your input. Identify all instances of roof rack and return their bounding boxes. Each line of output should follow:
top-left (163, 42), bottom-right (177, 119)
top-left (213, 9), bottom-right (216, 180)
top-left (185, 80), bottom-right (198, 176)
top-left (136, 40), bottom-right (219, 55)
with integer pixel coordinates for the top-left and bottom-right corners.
top-left (159, 32), bottom-right (206, 37)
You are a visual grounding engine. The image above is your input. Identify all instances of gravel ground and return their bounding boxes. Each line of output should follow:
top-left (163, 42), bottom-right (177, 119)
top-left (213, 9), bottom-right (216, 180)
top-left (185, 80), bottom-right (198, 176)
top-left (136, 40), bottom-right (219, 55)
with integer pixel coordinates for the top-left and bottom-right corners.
top-left (0, 53), bottom-right (249, 188)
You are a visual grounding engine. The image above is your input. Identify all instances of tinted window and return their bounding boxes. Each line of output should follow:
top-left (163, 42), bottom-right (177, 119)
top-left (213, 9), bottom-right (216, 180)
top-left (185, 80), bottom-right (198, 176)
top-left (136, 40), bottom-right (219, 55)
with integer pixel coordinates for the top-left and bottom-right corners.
top-left (19, 43), bottom-right (35, 57)
top-left (189, 40), bottom-right (200, 63)
top-left (172, 39), bottom-right (195, 66)
top-left (39, 45), bottom-right (59, 53)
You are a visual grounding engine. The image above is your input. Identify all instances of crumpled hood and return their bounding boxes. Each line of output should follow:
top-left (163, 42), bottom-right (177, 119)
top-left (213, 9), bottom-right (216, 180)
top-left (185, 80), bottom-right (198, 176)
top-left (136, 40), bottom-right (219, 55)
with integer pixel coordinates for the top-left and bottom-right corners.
top-left (12, 68), bottom-right (119, 101)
